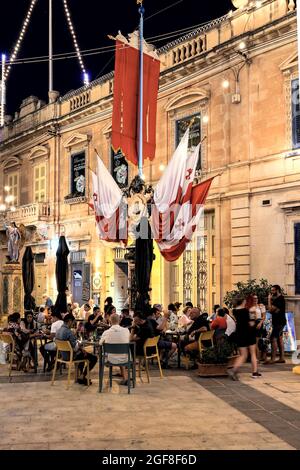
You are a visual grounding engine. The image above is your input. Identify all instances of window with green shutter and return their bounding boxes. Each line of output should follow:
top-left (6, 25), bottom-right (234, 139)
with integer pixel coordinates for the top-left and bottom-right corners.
top-left (295, 223), bottom-right (300, 295)
top-left (292, 79), bottom-right (300, 149)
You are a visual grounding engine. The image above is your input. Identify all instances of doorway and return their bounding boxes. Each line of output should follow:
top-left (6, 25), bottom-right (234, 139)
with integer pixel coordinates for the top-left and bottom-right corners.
top-left (72, 263), bottom-right (83, 305)
top-left (114, 262), bottom-right (128, 312)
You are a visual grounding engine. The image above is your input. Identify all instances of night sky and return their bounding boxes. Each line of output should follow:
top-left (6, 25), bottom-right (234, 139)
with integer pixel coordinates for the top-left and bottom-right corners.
top-left (1, 0), bottom-right (233, 115)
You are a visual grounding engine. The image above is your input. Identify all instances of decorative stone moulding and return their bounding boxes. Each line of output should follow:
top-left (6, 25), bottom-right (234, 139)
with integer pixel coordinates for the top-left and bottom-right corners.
top-left (232, 0), bottom-right (249, 8)
top-left (64, 196), bottom-right (87, 205)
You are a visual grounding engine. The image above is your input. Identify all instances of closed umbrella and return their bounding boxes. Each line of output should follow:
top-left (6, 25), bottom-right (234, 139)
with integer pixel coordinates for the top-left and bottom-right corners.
top-left (22, 246), bottom-right (36, 311)
top-left (54, 235), bottom-right (70, 314)
top-left (135, 217), bottom-right (154, 314)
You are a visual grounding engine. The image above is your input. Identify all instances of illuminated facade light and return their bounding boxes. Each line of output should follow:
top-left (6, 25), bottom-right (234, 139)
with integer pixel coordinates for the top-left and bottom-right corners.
top-left (222, 79), bottom-right (230, 89)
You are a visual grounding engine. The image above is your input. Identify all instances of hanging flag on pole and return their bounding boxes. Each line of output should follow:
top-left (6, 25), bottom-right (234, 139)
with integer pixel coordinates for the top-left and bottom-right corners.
top-left (155, 177), bottom-right (214, 262)
top-left (111, 33), bottom-right (160, 166)
top-left (151, 129), bottom-right (215, 262)
top-left (89, 154), bottom-right (127, 243)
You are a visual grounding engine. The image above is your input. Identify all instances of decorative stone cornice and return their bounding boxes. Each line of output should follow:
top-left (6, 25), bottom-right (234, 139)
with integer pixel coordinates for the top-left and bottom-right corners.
top-left (1, 155), bottom-right (22, 171)
top-left (165, 88), bottom-right (210, 112)
top-left (279, 200), bottom-right (300, 212)
top-left (28, 145), bottom-right (49, 161)
top-left (63, 132), bottom-right (91, 149)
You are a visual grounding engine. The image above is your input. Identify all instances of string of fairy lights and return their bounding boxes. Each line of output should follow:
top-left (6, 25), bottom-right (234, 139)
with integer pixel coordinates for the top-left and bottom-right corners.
top-left (4, 0), bottom-right (38, 82)
top-left (62, 0), bottom-right (89, 86)
top-left (2, 0), bottom-right (89, 85)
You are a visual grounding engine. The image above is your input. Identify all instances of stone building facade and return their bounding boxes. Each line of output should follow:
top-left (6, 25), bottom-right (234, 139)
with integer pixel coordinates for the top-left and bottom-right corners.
top-left (1, 0), bottom-right (300, 335)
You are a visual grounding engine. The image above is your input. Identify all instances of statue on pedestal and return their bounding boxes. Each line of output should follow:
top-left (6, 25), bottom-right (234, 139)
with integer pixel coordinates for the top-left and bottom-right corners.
top-left (4, 222), bottom-right (22, 263)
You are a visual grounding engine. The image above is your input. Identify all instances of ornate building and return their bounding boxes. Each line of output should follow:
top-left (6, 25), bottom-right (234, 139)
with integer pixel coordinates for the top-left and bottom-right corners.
top-left (1, 0), bottom-right (300, 335)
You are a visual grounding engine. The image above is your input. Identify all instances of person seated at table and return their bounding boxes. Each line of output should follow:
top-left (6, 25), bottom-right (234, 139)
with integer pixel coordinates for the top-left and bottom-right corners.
top-left (180, 308), bottom-right (210, 366)
top-left (211, 308), bottom-right (227, 342)
top-left (167, 304), bottom-right (179, 331)
top-left (79, 303), bottom-right (92, 321)
top-left (39, 310), bottom-right (64, 371)
top-left (4, 312), bottom-right (30, 371)
top-left (147, 309), bottom-right (177, 368)
top-left (104, 297), bottom-right (115, 314)
top-left (130, 311), bottom-right (155, 357)
top-left (152, 304), bottom-right (164, 326)
top-left (178, 306), bottom-right (193, 330)
top-left (20, 311), bottom-right (40, 370)
top-left (120, 308), bottom-right (133, 329)
top-left (209, 304), bottom-right (221, 322)
top-left (37, 307), bottom-right (46, 327)
top-left (99, 313), bottom-right (130, 385)
top-left (55, 314), bottom-right (97, 385)
top-left (85, 306), bottom-right (104, 338)
top-left (71, 302), bottom-right (80, 319)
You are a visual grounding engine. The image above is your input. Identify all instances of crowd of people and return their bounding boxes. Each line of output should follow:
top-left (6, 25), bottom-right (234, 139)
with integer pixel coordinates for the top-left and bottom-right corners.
top-left (0, 284), bottom-right (288, 383)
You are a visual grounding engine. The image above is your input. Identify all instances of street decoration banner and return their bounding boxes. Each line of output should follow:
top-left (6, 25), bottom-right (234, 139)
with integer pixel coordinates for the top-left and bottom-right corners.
top-left (111, 38), bottom-right (160, 166)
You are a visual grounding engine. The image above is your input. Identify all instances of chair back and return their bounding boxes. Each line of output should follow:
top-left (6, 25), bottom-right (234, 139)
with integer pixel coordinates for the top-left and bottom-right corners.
top-left (0, 333), bottom-right (15, 347)
top-left (55, 339), bottom-right (73, 353)
top-left (199, 330), bottom-right (214, 351)
top-left (103, 343), bottom-right (131, 355)
top-left (144, 336), bottom-right (160, 355)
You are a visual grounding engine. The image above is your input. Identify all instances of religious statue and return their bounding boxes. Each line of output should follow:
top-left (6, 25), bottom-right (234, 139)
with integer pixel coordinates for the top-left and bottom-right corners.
top-left (125, 175), bottom-right (153, 238)
top-left (4, 222), bottom-right (22, 263)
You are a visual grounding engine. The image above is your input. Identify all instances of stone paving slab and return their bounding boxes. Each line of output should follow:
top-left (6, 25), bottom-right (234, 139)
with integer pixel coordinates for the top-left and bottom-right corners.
top-left (0, 363), bottom-right (298, 450)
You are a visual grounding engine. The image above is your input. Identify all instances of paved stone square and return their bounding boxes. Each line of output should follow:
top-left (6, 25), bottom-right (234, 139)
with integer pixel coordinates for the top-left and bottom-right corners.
top-left (0, 360), bottom-right (300, 450)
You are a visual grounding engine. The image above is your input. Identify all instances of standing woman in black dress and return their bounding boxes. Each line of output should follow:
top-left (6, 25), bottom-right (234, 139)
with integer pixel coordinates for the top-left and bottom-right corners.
top-left (228, 295), bottom-right (262, 380)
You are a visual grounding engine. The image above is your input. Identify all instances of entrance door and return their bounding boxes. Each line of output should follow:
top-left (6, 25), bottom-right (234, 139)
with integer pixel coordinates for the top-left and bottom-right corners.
top-left (34, 265), bottom-right (47, 306)
top-left (114, 262), bottom-right (128, 312)
top-left (72, 263), bottom-right (83, 305)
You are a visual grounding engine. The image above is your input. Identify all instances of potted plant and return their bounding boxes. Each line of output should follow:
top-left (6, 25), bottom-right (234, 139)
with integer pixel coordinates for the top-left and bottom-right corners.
top-left (223, 278), bottom-right (275, 308)
top-left (198, 340), bottom-right (234, 377)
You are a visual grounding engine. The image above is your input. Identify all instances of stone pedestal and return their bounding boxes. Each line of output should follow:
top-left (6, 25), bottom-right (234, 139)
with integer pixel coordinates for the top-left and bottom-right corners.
top-left (1, 263), bottom-right (23, 316)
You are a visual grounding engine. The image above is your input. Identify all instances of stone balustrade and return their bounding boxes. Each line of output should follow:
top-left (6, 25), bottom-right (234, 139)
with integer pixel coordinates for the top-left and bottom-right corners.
top-left (69, 90), bottom-right (91, 112)
top-left (171, 35), bottom-right (207, 66)
top-left (0, 203), bottom-right (51, 224)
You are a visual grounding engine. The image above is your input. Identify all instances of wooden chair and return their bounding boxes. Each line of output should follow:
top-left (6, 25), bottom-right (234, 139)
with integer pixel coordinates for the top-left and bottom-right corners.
top-left (99, 343), bottom-right (136, 394)
top-left (138, 336), bottom-right (163, 383)
top-left (51, 340), bottom-right (90, 389)
top-left (199, 330), bottom-right (215, 354)
top-left (0, 333), bottom-right (15, 379)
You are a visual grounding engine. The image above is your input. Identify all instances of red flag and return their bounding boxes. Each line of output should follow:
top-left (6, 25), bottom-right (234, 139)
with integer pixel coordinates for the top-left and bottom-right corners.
top-left (157, 178), bottom-right (214, 262)
top-left (112, 40), bottom-right (160, 165)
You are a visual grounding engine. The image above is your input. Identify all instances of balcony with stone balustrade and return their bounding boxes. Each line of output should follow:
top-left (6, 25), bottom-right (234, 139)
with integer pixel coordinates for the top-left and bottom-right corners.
top-left (0, 202), bottom-right (51, 225)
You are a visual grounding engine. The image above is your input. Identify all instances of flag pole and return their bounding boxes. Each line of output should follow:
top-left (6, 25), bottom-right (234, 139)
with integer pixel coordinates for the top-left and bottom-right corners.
top-left (49, 0), bottom-right (53, 95)
top-left (297, 3), bottom-right (300, 83)
top-left (138, 0), bottom-right (145, 179)
top-left (1, 53), bottom-right (6, 127)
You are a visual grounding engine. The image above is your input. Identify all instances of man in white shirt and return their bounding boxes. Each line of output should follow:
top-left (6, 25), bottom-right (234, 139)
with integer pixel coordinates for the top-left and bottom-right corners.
top-left (40, 311), bottom-right (64, 371)
top-left (99, 313), bottom-right (130, 383)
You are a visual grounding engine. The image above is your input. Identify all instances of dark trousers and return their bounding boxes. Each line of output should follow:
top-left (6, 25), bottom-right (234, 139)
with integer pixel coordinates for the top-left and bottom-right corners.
top-left (75, 351), bottom-right (97, 377)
